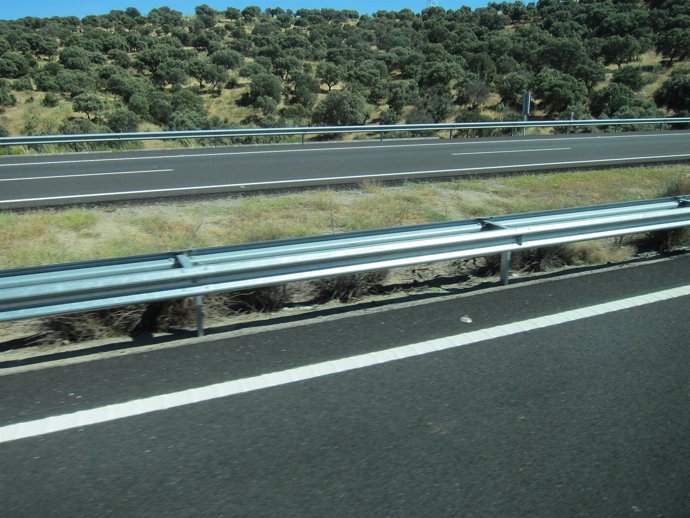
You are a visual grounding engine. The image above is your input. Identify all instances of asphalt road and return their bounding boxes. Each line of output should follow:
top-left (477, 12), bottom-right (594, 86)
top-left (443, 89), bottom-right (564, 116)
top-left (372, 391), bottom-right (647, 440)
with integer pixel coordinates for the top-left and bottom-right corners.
top-left (1, 254), bottom-right (689, 517)
top-left (1, 130), bottom-right (689, 208)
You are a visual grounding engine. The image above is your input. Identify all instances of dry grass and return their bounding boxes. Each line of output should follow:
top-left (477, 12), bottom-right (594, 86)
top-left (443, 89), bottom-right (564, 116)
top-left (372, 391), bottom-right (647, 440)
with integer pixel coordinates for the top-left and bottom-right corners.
top-left (2, 166), bottom-right (689, 347)
top-left (1, 165), bottom-right (688, 270)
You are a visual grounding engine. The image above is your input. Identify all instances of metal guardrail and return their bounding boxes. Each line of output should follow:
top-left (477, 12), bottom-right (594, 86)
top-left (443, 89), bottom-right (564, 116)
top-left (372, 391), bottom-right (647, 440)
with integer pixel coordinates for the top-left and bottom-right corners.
top-left (0, 117), bottom-right (689, 147)
top-left (1, 196), bottom-right (689, 335)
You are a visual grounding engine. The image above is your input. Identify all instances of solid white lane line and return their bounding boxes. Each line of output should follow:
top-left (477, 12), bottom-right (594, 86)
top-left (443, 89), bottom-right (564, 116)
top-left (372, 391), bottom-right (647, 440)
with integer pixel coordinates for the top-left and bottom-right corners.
top-left (452, 147), bottom-right (571, 156)
top-left (3, 153), bottom-right (690, 205)
top-left (1, 284), bottom-right (688, 444)
top-left (1, 132), bottom-right (689, 167)
top-left (0, 169), bottom-right (175, 182)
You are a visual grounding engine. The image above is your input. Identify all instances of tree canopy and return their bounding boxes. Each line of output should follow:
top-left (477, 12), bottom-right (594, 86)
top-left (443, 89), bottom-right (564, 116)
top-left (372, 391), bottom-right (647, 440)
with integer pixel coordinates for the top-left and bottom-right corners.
top-left (0, 1), bottom-right (685, 135)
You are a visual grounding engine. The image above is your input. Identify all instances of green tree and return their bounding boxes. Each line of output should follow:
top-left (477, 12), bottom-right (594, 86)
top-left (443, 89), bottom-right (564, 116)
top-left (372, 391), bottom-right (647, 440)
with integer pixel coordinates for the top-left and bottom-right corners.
top-left (457, 76), bottom-right (490, 109)
top-left (107, 49), bottom-right (131, 68)
top-left (194, 4), bottom-right (218, 29)
top-left (388, 81), bottom-right (419, 113)
top-left (290, 73), bottom-right (320, 108)
top-left (72, 93), bottom-right (104, 120)
top-left (59, 47), bottom-right (92, 71)
top-left (539, 38), bottom-right (589, 73)
top-left (496, 72), bottom-right (530, 108)
top-left (0, 87), bottom-right (17, 108)
top-left (172, 88), bottom-right (206, 114)
top-left (41, 92), bottom-right (60, 107)
top-left (316, 63), bottom-right (342, 92)
top-left (210, 48), bottom-right (244, 70)
top-left (599, 35), bottom-right (641, 68)
top-left (424, 87), bottom-right (455, 122)
top-left (106, 109), bottom-right (140, 132)
top-left (255, 95), bottom-right (278, 116)
top-left (419, 61), bottom-right (462, 89)
top-left (612, 67), bottom-right (647, 92)
top-left (56, 70), bottom-right (97, 97)
top-left (591, 83), bottom-right (653, 118)
top-left (654, 74), bottom-right (690, 113)
top-left (127, 92), bottom-right (150, 118)
top-left (312, 90), bottom-right (369, 125)
top-left (249, 73), bottom-right (283, 103)
top-left (0, 53), bottom-right (30, 78)
top-left (60, 118), bottom-right (106, 135)
top-left (241, 6), bottom-right (261, 21)
top-left (186, 59), bottom-right (213, 88)
top-left (656, 28), bottom-right (690, 65)
top-left (168, 110), bottom-right (210, 130)
top-left (534, 69), bottom-right (587, 116)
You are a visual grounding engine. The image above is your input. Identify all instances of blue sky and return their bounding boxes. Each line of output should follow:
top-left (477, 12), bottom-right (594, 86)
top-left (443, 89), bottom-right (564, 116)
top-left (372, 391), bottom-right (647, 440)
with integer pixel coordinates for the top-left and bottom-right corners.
top-left (2, 1), bottom-right (489, 21)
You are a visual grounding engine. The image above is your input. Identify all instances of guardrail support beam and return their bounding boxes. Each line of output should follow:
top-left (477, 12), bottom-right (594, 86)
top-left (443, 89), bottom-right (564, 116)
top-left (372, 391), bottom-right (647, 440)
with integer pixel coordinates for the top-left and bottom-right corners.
top-left (195, 295), bottom-right (205, 337)
top-left (500, 251), bottom-right (512, 286)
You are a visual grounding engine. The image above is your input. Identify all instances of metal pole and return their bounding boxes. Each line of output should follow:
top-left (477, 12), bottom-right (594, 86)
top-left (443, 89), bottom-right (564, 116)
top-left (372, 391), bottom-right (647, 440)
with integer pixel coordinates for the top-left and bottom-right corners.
top-left (195, 295), bottom-right (205, 337)
top-left (380, 131), bottom-right (384, 142)
top-left (301, 133), bottom-right (305, 145)
top-left (500, 251), bottom-right (512, 286)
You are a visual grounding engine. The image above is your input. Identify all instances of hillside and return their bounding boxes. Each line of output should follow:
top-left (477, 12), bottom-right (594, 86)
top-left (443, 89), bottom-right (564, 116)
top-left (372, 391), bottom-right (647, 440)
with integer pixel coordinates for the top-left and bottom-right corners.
top-left (0, 1), bottom-right (689, 140)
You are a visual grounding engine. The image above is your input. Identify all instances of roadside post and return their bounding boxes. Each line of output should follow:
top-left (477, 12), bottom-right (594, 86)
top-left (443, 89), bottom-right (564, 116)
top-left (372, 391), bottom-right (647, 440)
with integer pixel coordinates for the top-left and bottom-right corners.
top-left (522, 91), bottom-right (531, 136)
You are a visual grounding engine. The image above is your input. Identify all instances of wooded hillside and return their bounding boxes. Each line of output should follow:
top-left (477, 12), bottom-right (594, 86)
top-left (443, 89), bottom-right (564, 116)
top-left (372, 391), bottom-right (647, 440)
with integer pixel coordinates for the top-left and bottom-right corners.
top-left (0, 1), bottom-right (688, 138)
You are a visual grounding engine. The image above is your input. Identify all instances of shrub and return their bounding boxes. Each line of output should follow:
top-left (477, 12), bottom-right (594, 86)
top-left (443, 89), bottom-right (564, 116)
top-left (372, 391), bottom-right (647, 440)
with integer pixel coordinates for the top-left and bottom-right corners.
top-left (13, 77), bottom-right (34, 92)
top-left (0, 88), bottom-right (17, 108)
top-left (106, 109), bottom-right (140, 133)
top-left (315, 271), bottom-right (388, 303)
top-left (611, 66), bottom-right (647, 92)
top-left (37, 305), bottom-right (148, 344)
top-left (41, 92), bottom-right (60, 107)
top-left (312, 90), bottom-right (369, 126)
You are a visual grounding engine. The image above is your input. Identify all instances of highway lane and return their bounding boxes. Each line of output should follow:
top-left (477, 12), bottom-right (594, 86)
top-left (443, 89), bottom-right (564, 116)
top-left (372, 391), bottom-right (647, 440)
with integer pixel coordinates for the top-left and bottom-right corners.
top-left (0, 130), bottom-right (689, 208)
top-left (1, 254), bottom-right (689, 516)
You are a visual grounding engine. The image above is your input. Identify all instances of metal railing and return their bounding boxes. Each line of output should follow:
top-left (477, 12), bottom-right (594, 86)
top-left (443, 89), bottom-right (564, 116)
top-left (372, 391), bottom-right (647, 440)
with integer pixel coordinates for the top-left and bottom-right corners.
top-left (1, 196), bottom-right (689, 335)
top-left (0, 117), bottom-right (689, 147)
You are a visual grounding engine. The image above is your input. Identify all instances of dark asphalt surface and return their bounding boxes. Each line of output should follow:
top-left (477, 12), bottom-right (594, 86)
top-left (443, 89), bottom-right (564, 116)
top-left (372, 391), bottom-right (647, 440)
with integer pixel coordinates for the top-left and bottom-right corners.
top-left (1, 131), bottom-right (689, 207)
top-left (1, 255), bottom-right (689, 517)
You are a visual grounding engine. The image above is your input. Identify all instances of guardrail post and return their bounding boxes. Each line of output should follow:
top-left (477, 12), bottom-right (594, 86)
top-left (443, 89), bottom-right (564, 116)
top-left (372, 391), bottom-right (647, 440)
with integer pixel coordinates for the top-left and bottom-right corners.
top-left (301, 133), bottom-right (305, 145)
top-left (380, 131), bottom-right (384, 142)
top-left (500, 251), bottom-right (512, 285)
top-left (195, 295), bottom-right (205, 337)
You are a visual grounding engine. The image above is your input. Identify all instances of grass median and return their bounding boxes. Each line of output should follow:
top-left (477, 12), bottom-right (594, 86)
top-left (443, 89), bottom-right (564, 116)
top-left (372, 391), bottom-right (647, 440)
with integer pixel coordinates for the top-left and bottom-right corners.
top-left (1, 164), bottom-right (689, 270)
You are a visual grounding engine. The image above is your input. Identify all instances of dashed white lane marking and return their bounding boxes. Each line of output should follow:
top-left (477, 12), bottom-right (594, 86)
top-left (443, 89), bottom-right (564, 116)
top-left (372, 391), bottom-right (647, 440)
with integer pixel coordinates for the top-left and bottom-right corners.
top-left (1, 284), bottom-right (688, 444)
top-left (0, 169), bottom-right (174, 182)
top-left (451, 147), bottom-right (570, 156)
top-left (3, 153), bottom-right (690, 205)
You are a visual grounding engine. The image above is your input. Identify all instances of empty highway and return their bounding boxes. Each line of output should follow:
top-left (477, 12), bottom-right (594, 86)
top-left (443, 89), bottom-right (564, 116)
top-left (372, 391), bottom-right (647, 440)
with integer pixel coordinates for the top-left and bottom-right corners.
top-left (1, 130), bottom-right (689, 208)
top-left (1, 255), bottom-right (689, 516)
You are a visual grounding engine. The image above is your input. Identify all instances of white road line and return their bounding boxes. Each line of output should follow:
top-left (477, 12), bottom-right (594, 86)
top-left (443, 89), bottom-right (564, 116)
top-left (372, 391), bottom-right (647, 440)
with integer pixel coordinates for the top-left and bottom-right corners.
top-left (3, 153), bottom-right (690, 205)
top-left (0, 284), bottom-right (688, 444)
top-left (462, 132), bottom-right (690, 145)
top-left (0, 132), bottom-right (688, 167)
top-left (0, 169), bottom-right (174, 182)
top-left (0, 143), bottom-right (477, 167)
top-left (451, 147), bottom-right (570, 156)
